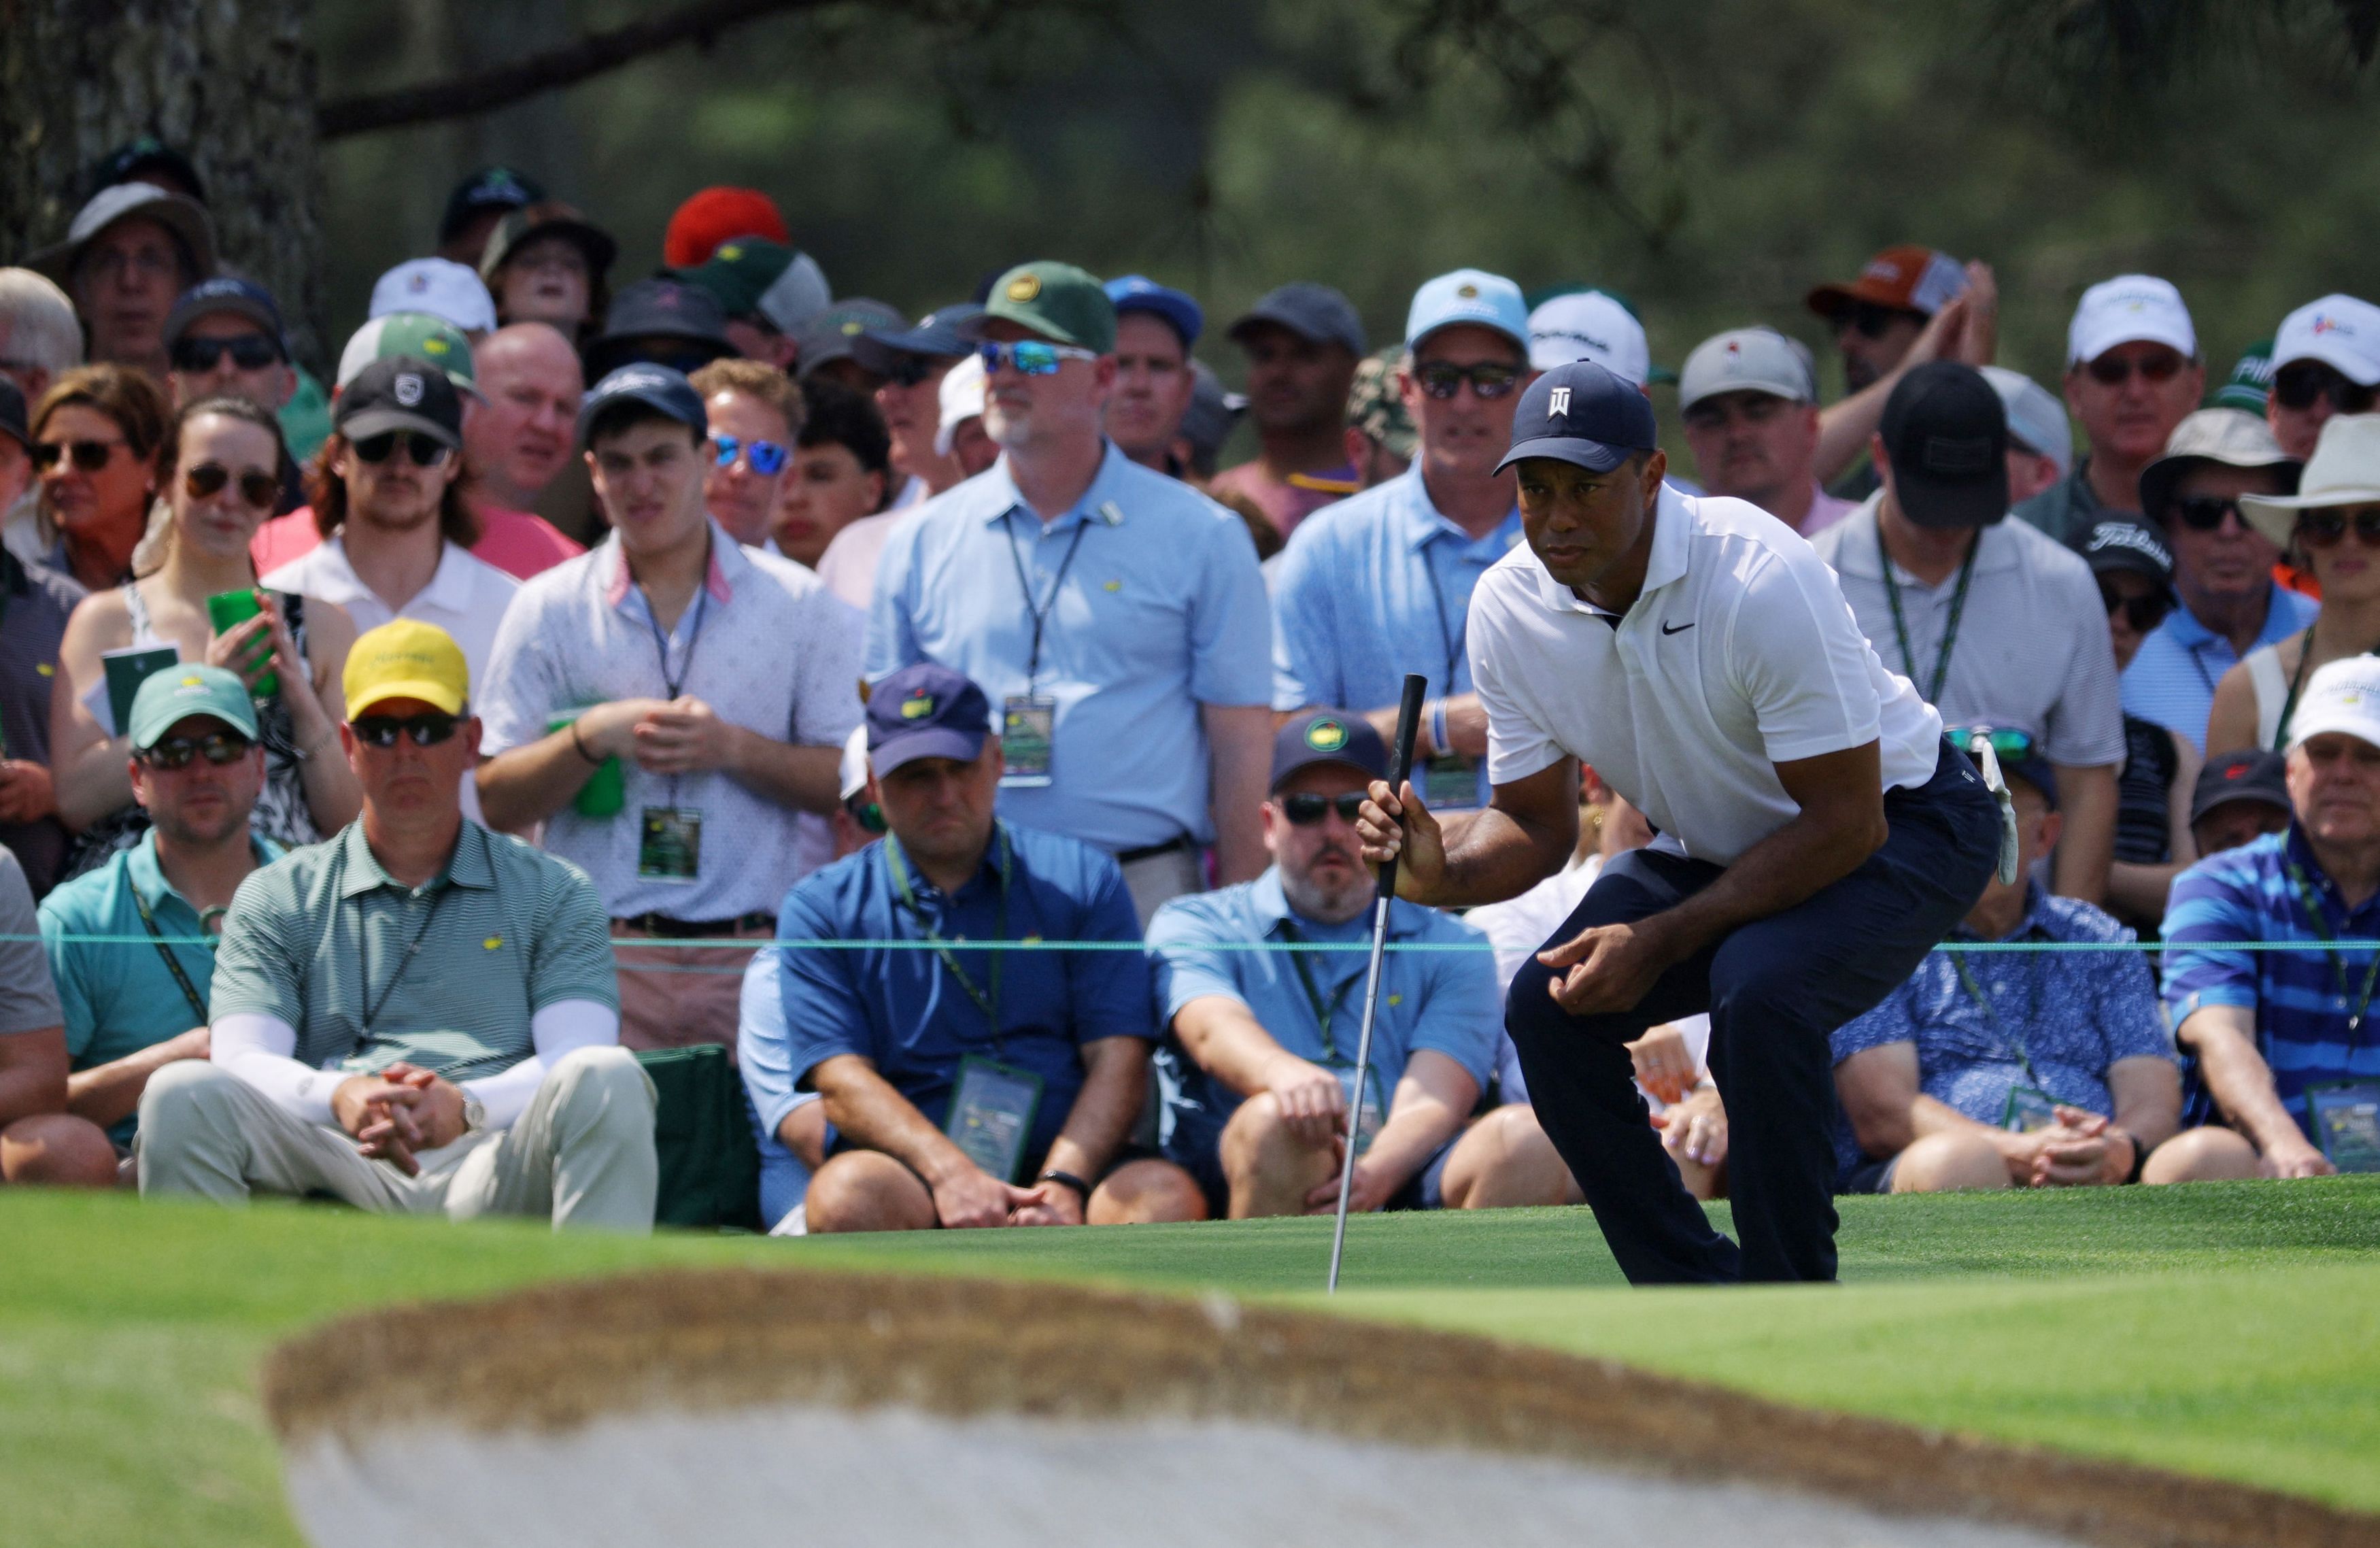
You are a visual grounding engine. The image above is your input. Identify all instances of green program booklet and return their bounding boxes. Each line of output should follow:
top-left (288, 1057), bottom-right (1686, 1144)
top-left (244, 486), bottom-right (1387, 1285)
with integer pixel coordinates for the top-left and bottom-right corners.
top-left (101, 645), bottom-right (182, 736)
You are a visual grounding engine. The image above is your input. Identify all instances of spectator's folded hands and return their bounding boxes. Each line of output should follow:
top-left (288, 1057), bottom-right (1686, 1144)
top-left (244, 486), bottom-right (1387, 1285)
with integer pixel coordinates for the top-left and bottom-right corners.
top-left (631, 697), bottom-right (738, 775)
top-left (1265, 1054), bottom-right (1347, 1149)
top-left (1627, 1023), bottom-right (1697, 1105)
top-left (1652, 1085), bottom-right (1727, 1168)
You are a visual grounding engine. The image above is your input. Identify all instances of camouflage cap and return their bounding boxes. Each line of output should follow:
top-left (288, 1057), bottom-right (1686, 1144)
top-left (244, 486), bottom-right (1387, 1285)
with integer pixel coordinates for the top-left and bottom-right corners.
top-left (1346, 346), bottom-right (1417, 460)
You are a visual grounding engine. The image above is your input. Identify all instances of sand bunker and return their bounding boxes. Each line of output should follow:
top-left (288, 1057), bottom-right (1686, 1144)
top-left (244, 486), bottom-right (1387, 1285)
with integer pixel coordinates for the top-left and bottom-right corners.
top-left (263, 1268), bottom-right (2373, 1548)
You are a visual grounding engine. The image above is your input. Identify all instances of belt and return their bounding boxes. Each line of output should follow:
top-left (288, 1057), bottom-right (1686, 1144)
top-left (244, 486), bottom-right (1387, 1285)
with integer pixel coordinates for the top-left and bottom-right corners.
top-left (613, 911), bottom-right (775, 939)
top-left (1116, 835), bottom-right (1194, 866)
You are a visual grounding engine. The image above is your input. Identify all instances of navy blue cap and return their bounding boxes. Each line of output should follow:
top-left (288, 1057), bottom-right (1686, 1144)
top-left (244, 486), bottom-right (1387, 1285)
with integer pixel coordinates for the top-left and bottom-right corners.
top-left (858, 303), bottom-right (985, 367)
top-left (1495, 360), bottom-right (1658, 475)
top-left (1106, 275), bottom-right (1204, 347)
top-left (2191, 749), bottom-right (2290, 825)
top-left (867, 663), bottom-right (993, 773)
top-left (165, 277), bottom-right (287, 354)
top-left (577, 364), bottom-right (708, 449)
top-left (583, 278), bottom-right (733, 380)
top-left (1271, 709), bottom-right (1389, 792)
top-left (439, 166), bottom-right (545, 246)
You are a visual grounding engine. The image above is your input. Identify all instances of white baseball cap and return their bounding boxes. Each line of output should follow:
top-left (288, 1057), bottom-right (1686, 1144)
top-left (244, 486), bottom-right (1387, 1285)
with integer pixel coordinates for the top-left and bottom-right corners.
top-left (1980, 365), bottom-right (2073, 480)
top-left (1677, 327), bottom-right (1814, 411)
top-left (369, 258), bottom-right (498, 335)
top-left (2287, 653), bottom-right (2380, 754)
top-left (2067, 274), bottom-right (2196, 366)
top-left (933, 352), bottom-right (987, 456)
top-left (1527, 291), bottom-right (1649, 385)
top-left (2274, 294), bottom-right (2380, 388)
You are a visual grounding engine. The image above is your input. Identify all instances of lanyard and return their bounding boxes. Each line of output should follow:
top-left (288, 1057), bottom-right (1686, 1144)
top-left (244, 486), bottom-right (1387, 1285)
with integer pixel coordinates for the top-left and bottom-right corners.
top-left (886, 824), bottom-right (1015, 1047)
top-left (360, 884), bottom-right (451, 1036)
top-left (1279, 919), bottom-right (1359, 1064)
top-left (1420, 541), bottom-right (1471, 696)
top-left (1002, 511), bottom-right (1092, 688)
top-left (1948, 950), bottom-right (2043, 1086)
top-left (2284, 854), bottom-right (2380, 1038)
top-left (132, 884), bottom-right (212, 1028)
top-left (640, 582), bottom-right (710, 701)
top-left (1876, 513), bottom-right (1980, 705)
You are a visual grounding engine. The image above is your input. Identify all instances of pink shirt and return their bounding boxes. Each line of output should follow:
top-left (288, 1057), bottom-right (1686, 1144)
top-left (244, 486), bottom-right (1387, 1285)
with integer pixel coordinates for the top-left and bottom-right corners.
top-left (1205, 460), bottom-right (1360, 538)
top-left (250, 505), bottom-right (585, 583)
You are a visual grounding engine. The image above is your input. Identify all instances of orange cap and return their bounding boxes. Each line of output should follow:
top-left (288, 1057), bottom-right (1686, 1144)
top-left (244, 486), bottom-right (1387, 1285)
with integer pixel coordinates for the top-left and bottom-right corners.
top-left (1805, 245), bottom-right (1968, 321)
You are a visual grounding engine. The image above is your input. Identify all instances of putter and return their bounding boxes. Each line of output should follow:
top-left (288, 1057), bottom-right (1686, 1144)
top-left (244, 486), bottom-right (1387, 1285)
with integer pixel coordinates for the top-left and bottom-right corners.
top-left (1327, 673), bottom-right (1428, 1294)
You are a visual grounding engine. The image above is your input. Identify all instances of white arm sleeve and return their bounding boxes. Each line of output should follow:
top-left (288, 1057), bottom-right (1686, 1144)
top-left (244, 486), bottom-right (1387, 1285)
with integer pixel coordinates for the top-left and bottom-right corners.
top-left (213, 1012), bottom-right (340, 1125)
top-left (460, 998), bottom-right (619, 1132)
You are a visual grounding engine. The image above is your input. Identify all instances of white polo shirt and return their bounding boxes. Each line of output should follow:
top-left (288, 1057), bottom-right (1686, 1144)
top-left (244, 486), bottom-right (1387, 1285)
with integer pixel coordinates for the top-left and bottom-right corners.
top-left (1469, 485), bottom-right (1943, 867)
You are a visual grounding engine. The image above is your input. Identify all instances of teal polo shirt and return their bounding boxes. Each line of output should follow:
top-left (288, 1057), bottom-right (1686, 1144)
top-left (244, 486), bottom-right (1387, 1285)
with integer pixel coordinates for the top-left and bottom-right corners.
top-left (38, 830), bottom-right (282, 1144)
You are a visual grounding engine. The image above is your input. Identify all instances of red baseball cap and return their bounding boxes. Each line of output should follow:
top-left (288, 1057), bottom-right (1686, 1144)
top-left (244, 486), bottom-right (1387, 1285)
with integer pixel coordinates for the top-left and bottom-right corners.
top-left (662, 187), bottom-right (789, 270)
top-left (1806, 245), bottom-right (1968, 322)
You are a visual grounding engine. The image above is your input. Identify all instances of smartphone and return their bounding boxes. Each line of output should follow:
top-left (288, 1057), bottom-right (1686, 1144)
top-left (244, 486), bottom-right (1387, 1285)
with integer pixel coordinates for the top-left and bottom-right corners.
top-left (205, 588), bottom-right (278, 697)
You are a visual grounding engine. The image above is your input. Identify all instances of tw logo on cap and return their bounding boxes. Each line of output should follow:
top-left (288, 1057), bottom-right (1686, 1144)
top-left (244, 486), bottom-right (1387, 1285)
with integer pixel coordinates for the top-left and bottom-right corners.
top-left (1548, 386), bottom-right (1572, 416)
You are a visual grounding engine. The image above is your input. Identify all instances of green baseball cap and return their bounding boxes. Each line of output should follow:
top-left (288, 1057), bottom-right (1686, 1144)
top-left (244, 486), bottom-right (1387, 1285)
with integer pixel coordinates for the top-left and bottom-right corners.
top-left (974, 261), bottom-right (1117, 354)
top-left (127, 664), bottom-right (258, 752)
top-left (2211, 337), bottom-right (2275, 414)
top-left (337, 313), bottom-right (477, 394)
top-left (676, 239), bottom-right (832, 335)
top-left (1346, 346), bottom-right (1417, 460)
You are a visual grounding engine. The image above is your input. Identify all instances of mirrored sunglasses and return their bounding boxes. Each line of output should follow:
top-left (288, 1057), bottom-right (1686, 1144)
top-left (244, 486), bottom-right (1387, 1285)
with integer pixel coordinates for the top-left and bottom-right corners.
top-left (1414, 360), bottom-right (1521, 401)
top-left (979, 341), bottom-right (1098, 377)
top-left (711, 434), bottom-right (789, 476)
top-left (1948, 724), bottom-right (2036, 763)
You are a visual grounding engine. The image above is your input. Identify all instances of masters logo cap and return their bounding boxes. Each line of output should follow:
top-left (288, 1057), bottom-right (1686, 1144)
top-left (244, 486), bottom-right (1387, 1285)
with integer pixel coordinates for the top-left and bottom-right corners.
top-left (2273, 294), bottom-right (2380, 388)
top-left (344, 620), bottom-right (469, 720)
top-left (2067, 274), bottom-right (2196, 367)
top-left (866, 662), bottom-right (993, 774)
top-left (2287, 655), bottom-right (2380, 754)
top-left (970, 263), bottom-right (1118, 355)
top-left (1271, 709), bottom-right (1390, 792)
top-left (1678, 326), bottom-right (1814, 411)
top-left (337, 314), bottom-right (476, 394)
top-left (1495, 359), bottom-right (1658, 476)
top-left (126, 664), bottom-right (258, 752)
top-left (1406, 269), bottom-right (1528, 352)
top-left (677, 239), bottom-right (834, 337)
top-left (1527, 290), bottom-right (1650, 385)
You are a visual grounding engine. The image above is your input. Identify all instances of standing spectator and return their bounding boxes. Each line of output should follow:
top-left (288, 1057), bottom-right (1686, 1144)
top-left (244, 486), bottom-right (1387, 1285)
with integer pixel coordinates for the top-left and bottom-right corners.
top-left (0, 848), bottom-right (69, 1183)
top-left (1676, 326), bottom-right (1851, 535)
top-left (860, 305), bottom-right (977, 501)
top-left (1803, 246), bottom-right (1992, 492)
top-left (661, 186), bottom-right (788, 271)
top-left (0, 380), bottom-right (24, 520)
top-left (2215, 341), bottom-right (2278, 416)
top-left (367, 258), bottom-right (497, 341)
top-left (2209, 416), bottom-right (2380, 756)
top-left (163, 280), bottom-right (294, 416)
top-left (2158, 657), bottom-right (2380, 1181)
top-left (1982, 365), bottom-right (2073, 505)
top-left (687, 357), bottom-right (803, 551)
top-left (435, 167), bottom-right (545, 267)
top-left (1525, 288), bottom-right (1652, 388)
top-left (795, 299), bottom-right (906, 395)
top-left (777, 378), bottom-right (892, 571)
top-left (1343, 346), bottom-right (1416, 492)
top-left (1271, 269), bottom-right (1533, 816)
top-left (2077, 519), bottom-right (2200, 932)
top-left (29, 365), bottom-right (168, 590)
top-left (1208, 283), bottom-right (1366, 536)
top-left (2188, 750), bottom-right (2292, 858)
top-left (0, 269), bottom-right (83, 418)
top-left (2264, 295), bottom-right (2380, 460)
top-left (29, 184), bottom-right (215, 383)
top-left (456, 322), bottom-right (590, 575)
top-left (2122, 409), bottom-right (2312, 751)
top-left (477, 202), bottom-right (615, 345)
top-left (137, 620), bottom-right (659, 1229)
top-left (1178, 361), bottom-right (1247, 488)
top-left (811, 360), bottom-right (976, 610)
top-left (1812, 363), bottom-right (2123, 902)
top-left (1103, 275), bottom-right (1203, 477)
top-left (2015, 275), bottom-right (2205, 545)
top-left (581, 279), bottom-right (734, 381)
top-left (0, 418), bottom-right (83, 895)
top-left (754, 664), bottom-right (1202, 1233)
top-left (1148, 711), bottom-right (1500, 1219)
top-left (868, 263), bottom-right (1274, 920)
top-left (677, 239), bottom-right (832, 371)
top-left (937, 353), bottom-right (998, 479)
top-left (475, 366), bottom-right (860, 1055)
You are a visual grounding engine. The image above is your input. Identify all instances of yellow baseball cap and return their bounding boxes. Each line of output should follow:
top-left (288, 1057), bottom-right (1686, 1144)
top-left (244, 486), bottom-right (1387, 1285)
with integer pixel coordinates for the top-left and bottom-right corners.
top-left (344, 619), bottom-right (469, 719)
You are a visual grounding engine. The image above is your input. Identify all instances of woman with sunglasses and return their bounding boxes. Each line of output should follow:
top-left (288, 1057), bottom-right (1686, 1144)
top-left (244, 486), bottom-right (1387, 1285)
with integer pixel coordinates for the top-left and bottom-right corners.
top-left (48, 397), bottom-right (358, 877)
top-left (26, 365), bottom-right (168, 592)
top-left (2208, 414), bottom-right (2380, 758)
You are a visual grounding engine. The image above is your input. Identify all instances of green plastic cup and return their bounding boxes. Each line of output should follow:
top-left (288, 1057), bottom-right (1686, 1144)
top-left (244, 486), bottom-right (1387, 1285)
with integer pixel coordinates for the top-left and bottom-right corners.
top-left (205, 588), bottom-right (278, 697)
top-left (551, 711), bottom-right (624, 817)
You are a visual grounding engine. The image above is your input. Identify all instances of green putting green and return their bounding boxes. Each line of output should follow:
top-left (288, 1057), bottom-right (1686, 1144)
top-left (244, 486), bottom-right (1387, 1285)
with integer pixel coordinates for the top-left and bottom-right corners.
top-left (3, 1180), bottom-right (2375, 1545)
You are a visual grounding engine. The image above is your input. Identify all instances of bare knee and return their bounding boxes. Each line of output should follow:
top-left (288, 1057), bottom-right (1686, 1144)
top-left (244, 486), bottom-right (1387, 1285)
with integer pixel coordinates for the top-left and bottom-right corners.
top-left (1219, 1092), bottom-right (1334, 1219)
top-left (2141, 1126), bottom-right (2260, 1185)
top-left (804, 1151), bottom-right (936, 1233)
top-left (0, 1114), bottom-right (123, 1189)
top-left (1088, 1159), bottom-right (1208, 1224)
top-left (1442, 1105), bottom-right (1574, 1210)
top-left (1889, 1130), bottom-right (2011, 1193)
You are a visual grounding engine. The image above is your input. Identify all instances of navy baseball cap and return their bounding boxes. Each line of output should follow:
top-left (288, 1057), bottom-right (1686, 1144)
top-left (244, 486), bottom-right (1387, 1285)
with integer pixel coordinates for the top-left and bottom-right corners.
top-left (1495, 360), bottom-right (1658, 475)
top-left (165, 277), bottom-right (287, 353)
top-left (577, 364), bottom-right (707, 449)
top-left (583, 278), bottom-right (734, 380)
top-left (1106, 275), bottom-right (1204, 347)
top-left (439, 166), bottom-right (545, 246)
top-left (867, 664), bottom-right (993, 773)
top-left (859, 303), bottom-right (984, 367)
top-left (1271, 709), bottom-right (1389, 793)
top-left (2191, 750), bottom-right (2291, 825)
top-left (1880, 361), bottom-right (2009, 530)
top-left (1232, 282), bottom-right (1365, 356)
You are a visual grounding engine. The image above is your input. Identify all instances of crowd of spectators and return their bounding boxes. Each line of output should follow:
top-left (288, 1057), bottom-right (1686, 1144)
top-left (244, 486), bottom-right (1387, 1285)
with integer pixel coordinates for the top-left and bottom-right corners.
top-left (0, 142), bottom-right (2374, 1234)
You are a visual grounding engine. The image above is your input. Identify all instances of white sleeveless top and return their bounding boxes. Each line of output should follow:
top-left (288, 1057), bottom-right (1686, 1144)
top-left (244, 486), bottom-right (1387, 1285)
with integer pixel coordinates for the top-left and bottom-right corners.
top-left (2243, 643), bottom-right (2288, 752)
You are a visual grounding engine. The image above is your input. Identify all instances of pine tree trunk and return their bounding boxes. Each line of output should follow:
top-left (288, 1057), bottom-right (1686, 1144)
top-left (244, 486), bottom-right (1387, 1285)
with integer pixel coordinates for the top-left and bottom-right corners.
top-left (0, 0), bottom-right (326, 369)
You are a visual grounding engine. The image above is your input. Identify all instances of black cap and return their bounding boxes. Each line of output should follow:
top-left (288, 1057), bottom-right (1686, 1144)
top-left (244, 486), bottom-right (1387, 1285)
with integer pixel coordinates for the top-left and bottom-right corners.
top-left (2075, 518), bottom-right (2174, 586)
top-left (867, 663), bottom-right (993, 773)
top-left (2191, 750), bottom-right (2292, 825)
top-left (1495, 360), bottom-right (1658, 476)
top-left (335, 356), bottom-right (463, 450)
top-left (583, 278), bottom-right (734, 380)
top-left (0, 377), bottom-right (27, 451)
top-left (1880, 361), bottom-right (2009, 529)
top-left (1271, 710), bottom-right (1390, 792)
top-left (439, 167), bottom-right (545, 246)
top-left (577, 364), bottom-right (708, 450)
top-left (87, 137), bottom-right (205, 205)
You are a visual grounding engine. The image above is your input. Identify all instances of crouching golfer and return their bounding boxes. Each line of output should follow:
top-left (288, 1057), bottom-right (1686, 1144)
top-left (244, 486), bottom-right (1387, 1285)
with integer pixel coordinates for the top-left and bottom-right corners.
top-left (1357, 360), bottom-right (2001, 1283)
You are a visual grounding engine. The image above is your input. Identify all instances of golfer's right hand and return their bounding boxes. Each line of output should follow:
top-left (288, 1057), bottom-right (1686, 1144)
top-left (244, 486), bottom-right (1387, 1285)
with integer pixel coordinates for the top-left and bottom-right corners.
top-left (1357, 778), bottom-right (1444, 896)
top-left (1265, 1055), bottom-right (1347, 1149)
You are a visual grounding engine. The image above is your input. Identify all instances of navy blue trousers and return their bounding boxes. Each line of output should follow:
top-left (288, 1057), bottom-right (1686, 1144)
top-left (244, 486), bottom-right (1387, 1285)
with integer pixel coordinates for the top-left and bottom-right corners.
top-left (1506, 741), bottom-right (1999, 1285)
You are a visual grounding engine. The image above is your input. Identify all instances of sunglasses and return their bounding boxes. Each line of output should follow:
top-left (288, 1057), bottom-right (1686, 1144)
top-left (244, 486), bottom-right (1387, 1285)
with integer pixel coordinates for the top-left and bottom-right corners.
top-left (2295, 509), bottom-right (2380, 550)
top-left (845, 793), bottom-right (887, 835)
top-left (2166, 496), bottom-right (2243, 533)
top-left (1837, 301), bottom-right (1920, 341)
top-left (2096, 579), bottom-right (2174, 633)
top-left (1280, 792), bottom-right (1368, 826)
top-left (2272, 361), bottom-right (2379, 416)
top-left (171, 335), bottom-right (282, 373)
top-left (184, 462), bottom-right (280, 510)
top-left (138, 731), bottom-right (254, 771)
top-left (2083, 351), bottom-right (2186, 386)
top-left (350, 431), bottom-right (452, 467)
top-left (885, 355), bottom-right (946, 388)
top-left (1948, 724), bottom-right (2036, 764)
top-left (31, 437), bottom-right (125, 473)
top-left (979, 341), bottom-right (1100, 377)
top-left (349, 713), bottom-right (460, 749)
top-left (1414, 360), bottom-right (1523, 401)
top-left (711, 434), bottom-right (789, 476)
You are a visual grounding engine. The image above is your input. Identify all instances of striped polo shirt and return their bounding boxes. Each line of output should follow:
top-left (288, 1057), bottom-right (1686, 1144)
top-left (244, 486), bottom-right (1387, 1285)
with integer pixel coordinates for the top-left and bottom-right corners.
top-left (209, 819), bottom-right (617, 1082)
top-left (2162, 825), bottom-right (2380, 1133)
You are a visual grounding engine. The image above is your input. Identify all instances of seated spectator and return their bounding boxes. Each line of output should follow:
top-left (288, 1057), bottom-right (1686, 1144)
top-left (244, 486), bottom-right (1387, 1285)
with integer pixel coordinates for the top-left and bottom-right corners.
top-left (477, 202), bottom-right (615, 344)
top-left (676, 239), bottom-right (831, 371)
top-left (2191, 749), bottom-right (2294, 857)
top-left (367, 258), bottom-right (497, 341)
top-left (29, 183), bottom-right (216, 382)
top-left (1803, 245), bottom-right (1989, 494)
top-left (754, 663), bottom-right (1200, 1233)
top-left (689, 357), bottom-right (804, 550)
top-left (0, 848), bottom-right (71, 1183)
top-left (777, 378), bottom-right (891, 570)
top-left (2209, 415), bottom-right (2380, 755)
top-left (860, 304), bottom-right (977, 501)
top-left (1148, 712), bottom-right (1499, 1219)
top-left (435, 167), bottom-right (545, 267)
top-left (0, 397), bottom-right (82, 896)
top-left (2122, 409), bottom-right (2311, 751)
top-left (1444, 764), bottom-right (1727, 1206)
top-left (581, 278), bottom-right (734, 381)
top-left (1104, 276), bottom-right (1202, 479)
top-left (1525, 288), bottom-right (1651, 388)
top-left (1676, 326), bottom-right (1851, 535)
top-left (794, 299), bottom-right (906, 395)
top-left (2161, 657), bottom-right (2380, 1180)
top-left (1833, 753), bottom-right (2226, 1192)
top-left (1981, 365), bottom-right (2073, 505)
top-left (1208, 283), bottom-right (1367, 535)
top-left (2016, 275), bottom-right (2203, 545)
top-left (1343, 346), bottom-right (1416, 492)
top-left (2264, 295), bottom-right (2380, 460)
top-left (163, 280), bottom-right (296, 419)
top-left (27, 364), bottom-right (167, 590)
top-left (16, 667), bottom-right (280, 1186)
top-left (475, 365), bottom-right (860, 1055)
top-left (52, 396), bottom-right (358, 878)
top-left (2077, 519), bottom-right (2200, 931)
top-left (0, 380), bottom-right (23, 521)
top-left (137, 620), bottom-right (658, 1228)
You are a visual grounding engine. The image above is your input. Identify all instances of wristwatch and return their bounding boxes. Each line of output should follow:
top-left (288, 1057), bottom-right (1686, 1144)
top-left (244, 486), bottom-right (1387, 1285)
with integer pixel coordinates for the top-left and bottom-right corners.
top-left (460, 1093), bottom-right (488, 1137)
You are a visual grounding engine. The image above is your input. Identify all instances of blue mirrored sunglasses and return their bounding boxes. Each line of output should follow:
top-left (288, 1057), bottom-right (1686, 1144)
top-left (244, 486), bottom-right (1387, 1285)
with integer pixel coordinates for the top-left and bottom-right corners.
top-left (979, 340), bottom-right (1100, 377)
top-left (1948, 724), bottom-right (2035, 763)
top-left (711, 434), bottom-right (789, 476)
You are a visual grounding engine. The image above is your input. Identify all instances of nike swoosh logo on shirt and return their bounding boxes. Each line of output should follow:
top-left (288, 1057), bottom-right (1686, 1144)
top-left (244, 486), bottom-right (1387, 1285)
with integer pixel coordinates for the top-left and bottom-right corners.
top-left (1661, 621), bottom-right (1695, 635)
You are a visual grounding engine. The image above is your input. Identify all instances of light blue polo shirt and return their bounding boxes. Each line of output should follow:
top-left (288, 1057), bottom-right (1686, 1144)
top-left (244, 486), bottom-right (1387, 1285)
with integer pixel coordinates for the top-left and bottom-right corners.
top-left (2120, 582), bottom-right (2316, 752)
top-left (866, 443), bottom-right (1273, 852)
top-left (1270, 465), bottom-right (1524, 808)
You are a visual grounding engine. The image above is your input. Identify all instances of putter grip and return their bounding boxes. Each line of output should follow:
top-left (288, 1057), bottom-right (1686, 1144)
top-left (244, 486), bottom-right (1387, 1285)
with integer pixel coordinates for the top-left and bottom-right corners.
top-left (1380, 673), bottom-right (1429, 890)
